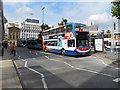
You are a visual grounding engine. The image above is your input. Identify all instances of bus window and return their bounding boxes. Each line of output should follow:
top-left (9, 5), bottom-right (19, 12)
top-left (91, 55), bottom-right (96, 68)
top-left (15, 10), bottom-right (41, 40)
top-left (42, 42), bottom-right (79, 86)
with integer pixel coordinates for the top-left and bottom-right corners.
top-left (66, 25), bottom-right (72, 32)
top-left (68, 40), bottom-right (75, 47)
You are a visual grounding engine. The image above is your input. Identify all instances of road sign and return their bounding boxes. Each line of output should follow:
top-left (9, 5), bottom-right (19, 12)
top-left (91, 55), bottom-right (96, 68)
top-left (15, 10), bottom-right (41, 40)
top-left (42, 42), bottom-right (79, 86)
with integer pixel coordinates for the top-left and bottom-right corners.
top-left (95, 39), bottom-right (104, 52)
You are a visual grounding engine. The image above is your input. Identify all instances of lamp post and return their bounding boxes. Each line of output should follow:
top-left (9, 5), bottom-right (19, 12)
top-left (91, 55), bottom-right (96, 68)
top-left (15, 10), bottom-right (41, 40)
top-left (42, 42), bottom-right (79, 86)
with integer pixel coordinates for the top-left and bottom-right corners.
top-left (111, 17), bottom-right (116, 52)
top-left (42, 7), bottom-right (45, 32)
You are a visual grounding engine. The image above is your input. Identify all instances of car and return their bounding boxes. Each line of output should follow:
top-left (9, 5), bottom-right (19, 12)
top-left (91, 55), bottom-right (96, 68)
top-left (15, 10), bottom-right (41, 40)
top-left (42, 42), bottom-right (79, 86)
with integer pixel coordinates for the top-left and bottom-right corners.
top-left (17, 43), bottom-right (26, 47)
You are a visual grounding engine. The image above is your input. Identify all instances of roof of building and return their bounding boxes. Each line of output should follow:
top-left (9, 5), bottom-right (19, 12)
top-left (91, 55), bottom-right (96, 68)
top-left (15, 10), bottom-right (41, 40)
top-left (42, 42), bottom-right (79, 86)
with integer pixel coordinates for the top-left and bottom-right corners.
top-left (8, 26), bottom-right (20, 30)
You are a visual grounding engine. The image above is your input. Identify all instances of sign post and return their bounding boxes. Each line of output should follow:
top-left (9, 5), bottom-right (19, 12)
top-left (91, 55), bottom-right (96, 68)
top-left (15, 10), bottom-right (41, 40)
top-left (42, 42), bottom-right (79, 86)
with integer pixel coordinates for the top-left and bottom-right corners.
top-left (95, 39), bottom-right (104, 52)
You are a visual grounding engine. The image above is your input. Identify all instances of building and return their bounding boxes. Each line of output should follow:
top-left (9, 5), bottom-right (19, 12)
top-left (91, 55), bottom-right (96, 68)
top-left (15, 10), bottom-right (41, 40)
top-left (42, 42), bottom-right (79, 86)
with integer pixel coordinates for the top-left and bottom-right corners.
top-left (87, 25), bottom-right (101, 45)
top-left (87, 25), bottom-right (101, 35)
top-left (5, 23), bottom-right (19, 40)
top-left (8, 26), bottom-right (20, 46)
top-left (20, 18), bottom-right (41, 40)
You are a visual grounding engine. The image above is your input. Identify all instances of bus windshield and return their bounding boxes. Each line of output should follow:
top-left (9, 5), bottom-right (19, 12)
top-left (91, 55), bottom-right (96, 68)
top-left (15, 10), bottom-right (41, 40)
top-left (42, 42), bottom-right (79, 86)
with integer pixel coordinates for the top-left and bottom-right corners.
top-left (76, 39), bottom-right (89, 47)
top-left (76, 32), bottom-right (89, 47)
top-left (75, 24), bottom-right (87, 30)
top-left (76, 32), bottom-right (89, 39)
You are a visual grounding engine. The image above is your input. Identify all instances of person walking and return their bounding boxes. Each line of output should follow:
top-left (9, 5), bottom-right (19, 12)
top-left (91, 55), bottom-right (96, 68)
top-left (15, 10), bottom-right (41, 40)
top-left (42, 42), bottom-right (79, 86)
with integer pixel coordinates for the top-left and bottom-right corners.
top-left (11, 42), bottom-right (17, 56)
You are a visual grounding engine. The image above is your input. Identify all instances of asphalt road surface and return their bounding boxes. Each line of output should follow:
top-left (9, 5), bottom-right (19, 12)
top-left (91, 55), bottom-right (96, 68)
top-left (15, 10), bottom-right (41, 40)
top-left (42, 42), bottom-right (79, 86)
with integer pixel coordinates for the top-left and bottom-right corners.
top-left (12, 47), bottom-right (119, 89)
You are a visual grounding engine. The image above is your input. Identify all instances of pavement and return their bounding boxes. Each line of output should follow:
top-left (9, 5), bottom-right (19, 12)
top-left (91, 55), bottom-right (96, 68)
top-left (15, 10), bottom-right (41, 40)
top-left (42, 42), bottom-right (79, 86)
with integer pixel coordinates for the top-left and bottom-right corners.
top-left (92, 50), bottom-right (119, 66)
top-left (0, 48), bottom-right (22, 90)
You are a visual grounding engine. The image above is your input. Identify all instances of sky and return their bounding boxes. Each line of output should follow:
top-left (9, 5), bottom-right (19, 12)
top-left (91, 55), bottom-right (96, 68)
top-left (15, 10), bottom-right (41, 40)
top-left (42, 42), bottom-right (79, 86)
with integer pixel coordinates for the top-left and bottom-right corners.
top-left (3, 0), bottom-right (118, 31)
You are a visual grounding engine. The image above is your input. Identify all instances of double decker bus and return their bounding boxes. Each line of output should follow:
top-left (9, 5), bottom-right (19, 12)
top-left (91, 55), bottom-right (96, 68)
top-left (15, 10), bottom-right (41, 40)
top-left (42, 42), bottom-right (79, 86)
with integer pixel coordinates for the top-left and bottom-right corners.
top-left (43, 22), bottom-right (91, 56)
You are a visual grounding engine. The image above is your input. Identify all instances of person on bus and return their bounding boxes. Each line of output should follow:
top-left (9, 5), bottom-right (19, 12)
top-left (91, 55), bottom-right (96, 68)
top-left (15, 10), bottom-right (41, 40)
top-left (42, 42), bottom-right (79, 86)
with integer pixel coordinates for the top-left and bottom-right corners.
top-left (11, 42), bottom-right (17, 56)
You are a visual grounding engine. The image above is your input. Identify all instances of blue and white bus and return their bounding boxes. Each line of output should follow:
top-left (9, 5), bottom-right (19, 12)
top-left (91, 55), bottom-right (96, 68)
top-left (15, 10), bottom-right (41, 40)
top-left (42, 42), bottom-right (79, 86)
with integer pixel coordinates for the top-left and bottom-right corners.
top-left (27, 39), bottom-right (42, 50)
top-left (43, 22), bottom-right (91, 56)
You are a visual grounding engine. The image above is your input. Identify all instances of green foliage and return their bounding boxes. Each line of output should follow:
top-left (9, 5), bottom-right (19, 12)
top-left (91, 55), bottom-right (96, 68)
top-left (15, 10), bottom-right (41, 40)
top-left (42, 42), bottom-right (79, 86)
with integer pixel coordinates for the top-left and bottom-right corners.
top-left (41, 24), bottom-right (50, 30)
top-left (58, 18), bottom-right (68, 26)
top-left (111, 0), bottom-right (120, 19)
top-left (101, 30), bottom-right (104, 34)
top-left (106, 30), bottom-right (111, 34)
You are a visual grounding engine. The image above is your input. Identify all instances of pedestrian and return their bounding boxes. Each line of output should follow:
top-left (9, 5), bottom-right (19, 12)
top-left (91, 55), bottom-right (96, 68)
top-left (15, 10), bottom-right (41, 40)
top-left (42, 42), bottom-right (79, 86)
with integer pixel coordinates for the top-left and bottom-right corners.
top-left (11, 42), bottom-right (17, 56)
top-left (8, 42), bottom-right (12, 54)
top-left (104, 44), bottom-right (107, 53)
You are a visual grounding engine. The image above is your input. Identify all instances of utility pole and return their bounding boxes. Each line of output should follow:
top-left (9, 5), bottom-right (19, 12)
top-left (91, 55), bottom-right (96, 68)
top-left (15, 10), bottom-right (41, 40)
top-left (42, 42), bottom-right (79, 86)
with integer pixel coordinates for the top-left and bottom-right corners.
top-left (111, 18), bottom-right (115, 52)
top-left (42, 7), bottom-right (45, 32)
top-left (0, 0), bottom-right (5, 56)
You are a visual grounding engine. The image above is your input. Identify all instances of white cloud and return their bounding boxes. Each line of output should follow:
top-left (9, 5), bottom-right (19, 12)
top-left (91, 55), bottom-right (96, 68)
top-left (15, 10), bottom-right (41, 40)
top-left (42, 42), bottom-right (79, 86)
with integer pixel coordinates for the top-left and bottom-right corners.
top-left (16, 5), bottom-right (33, 15)
top-left (87, 12), bottom-right (119, 30)
top-left (88, 12), bottom-right (111, 25)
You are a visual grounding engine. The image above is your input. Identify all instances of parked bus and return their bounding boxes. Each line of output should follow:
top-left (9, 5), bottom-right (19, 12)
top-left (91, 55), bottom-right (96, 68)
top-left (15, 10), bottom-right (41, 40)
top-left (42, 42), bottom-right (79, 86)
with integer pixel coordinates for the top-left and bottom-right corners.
top-left (104, 33), bottom-right (120, 52)
top-left (27, 38), bottom-right (43, 50)
top-left (43, 22), bottom-right (91, 56)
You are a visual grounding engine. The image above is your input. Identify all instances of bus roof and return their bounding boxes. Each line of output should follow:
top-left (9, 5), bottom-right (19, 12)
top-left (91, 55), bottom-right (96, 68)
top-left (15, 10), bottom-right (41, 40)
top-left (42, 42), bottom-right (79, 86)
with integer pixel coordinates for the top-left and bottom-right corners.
top-left (64, 22), bottom-right (86, 26)
top-left (43, 22), bottom-right (86, 32)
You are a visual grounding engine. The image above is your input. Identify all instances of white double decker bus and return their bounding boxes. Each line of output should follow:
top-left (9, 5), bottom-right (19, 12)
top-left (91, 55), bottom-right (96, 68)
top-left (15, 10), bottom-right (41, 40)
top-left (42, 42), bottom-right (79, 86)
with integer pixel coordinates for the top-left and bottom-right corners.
top-left (43, 22), bottom-right (91, 56)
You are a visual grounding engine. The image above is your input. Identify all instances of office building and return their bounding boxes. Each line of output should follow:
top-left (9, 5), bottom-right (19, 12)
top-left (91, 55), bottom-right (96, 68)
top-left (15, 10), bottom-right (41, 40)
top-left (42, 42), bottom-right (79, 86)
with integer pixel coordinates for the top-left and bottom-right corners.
top-left (20, 18), bottom-right (41, 40)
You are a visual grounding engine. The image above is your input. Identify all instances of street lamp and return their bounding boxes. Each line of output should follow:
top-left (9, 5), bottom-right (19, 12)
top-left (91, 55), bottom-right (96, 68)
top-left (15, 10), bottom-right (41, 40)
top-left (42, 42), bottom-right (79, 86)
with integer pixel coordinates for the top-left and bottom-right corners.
top-left (111, 17), bottom-right (116, 52)
top-left (42, 7), bottom-right (45, 32)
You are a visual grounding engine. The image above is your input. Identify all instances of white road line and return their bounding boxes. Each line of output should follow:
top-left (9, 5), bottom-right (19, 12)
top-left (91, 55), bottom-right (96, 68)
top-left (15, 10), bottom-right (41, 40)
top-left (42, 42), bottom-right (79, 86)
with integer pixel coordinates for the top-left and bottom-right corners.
top-left (100, 59), bottom-right (108, 66)
top-left (99, 59), bottom-right (119, 70)
top-left (44, 55), bottom-right (115, 78)
top-left (113, 78), bottom-right (120, 82)
top-left (36, 53), bottom-right (38, 55)
top-left (27, 67), bottom-right (48, 90)
top-left (63, 62), bottom-right (74, 68)
top-left (45, 56), bottom-right (49, 59)
top-left (75, 67), bottom-right (115, 78)
top-left (19, 56), bottom-right (48, 90)
top-left (50, 59), bottom-right (62, 62)
top-left (40, 52), bottom-right (52, 55)
top-left (24, 61), bottom-right (27, 67)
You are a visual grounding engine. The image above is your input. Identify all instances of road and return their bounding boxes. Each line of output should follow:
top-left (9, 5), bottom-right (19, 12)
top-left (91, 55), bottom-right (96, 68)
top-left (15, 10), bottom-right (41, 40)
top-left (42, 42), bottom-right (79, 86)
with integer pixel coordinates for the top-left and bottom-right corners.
top-left (12, 47), bottom-right (119, 89)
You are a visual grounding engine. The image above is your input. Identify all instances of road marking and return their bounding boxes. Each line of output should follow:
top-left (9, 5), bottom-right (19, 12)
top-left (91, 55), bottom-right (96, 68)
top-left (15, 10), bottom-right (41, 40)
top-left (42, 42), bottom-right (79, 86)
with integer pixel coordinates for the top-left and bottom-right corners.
top-left (99, 59), bottom-right (119, 70)
top-left (45, 56), bottom-right (49, 59)
top-left (25, 61), bottom-right (27, 67)
top-left (18, 57), bottom-right (48, 90)
top-left (63, 62), bottom-right (74, 68)
top-left (29, 51), bottom-right (31, 53)
top-left (75, 67), bottom-right (115, 78)
top-left (27, 67), bottom-right (48, 90)
top-left (100, 59), bottom-right (108, 66)
top-left (113, 78), bottom-right (120, 82)
top-left (40, 52), bottom-right (52, 55)
top-left (50, 59), bottom-right (62, 62)
top-left (44, 55), bottom-right (115, 78)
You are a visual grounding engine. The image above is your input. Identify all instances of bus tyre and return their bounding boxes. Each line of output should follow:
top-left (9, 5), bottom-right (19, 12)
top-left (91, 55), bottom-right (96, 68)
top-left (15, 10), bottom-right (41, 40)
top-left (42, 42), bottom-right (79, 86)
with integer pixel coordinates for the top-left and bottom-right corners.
top-left (43, 47), bottom-right (47, 52)
top-left (61, 49), bottom-right (65, 56)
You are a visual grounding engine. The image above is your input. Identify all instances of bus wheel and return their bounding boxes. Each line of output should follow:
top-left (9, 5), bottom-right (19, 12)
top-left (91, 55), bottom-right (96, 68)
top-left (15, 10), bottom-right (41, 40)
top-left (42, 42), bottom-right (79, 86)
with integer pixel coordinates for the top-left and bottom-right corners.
top-left (44, 47), bottom-right (47, 52)
top-left (61, 49), bottom-right (65, 56)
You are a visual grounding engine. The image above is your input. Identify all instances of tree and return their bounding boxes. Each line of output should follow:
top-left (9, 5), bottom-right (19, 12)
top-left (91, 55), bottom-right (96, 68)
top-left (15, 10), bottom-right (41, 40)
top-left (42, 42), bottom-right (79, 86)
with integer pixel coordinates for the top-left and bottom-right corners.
top-left (101, 30), bottom-right (104, 34)
top-left (106, 30), bottom-right (111, 34)
top-left (111, 0), bottom-right (120, 19)
top-left (58, 18), bottom-right (68, 26)
top-left (41, 24), bottom-right (50, 31)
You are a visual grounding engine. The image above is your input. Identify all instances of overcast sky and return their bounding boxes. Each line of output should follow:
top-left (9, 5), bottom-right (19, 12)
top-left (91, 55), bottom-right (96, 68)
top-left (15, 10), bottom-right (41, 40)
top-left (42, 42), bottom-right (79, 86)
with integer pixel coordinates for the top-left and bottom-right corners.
top-left (3, 0), bottom-right (118, 31)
